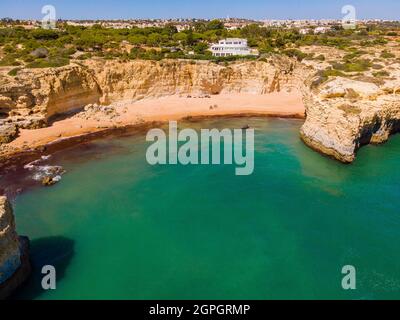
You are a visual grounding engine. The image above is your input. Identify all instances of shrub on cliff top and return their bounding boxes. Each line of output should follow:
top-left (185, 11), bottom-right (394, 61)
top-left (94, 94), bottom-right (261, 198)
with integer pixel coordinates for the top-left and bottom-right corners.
top-left (31, 28), bottom-right (59, 40)
top-left (332, 59), bottom-right (372, 72)
top-left (26, 57), bottom-right (69, 68)
top-left (311, 68), bottom-right (346, 88)
top-left (380, 50), bottom-right (395, 59)
top-left (343, 50), bottom-right (367, 61)
top-left (77, 52), bottom-right (92, 60)
top-left (7, 67), bottom-right (20, 76)
top-left (321, 68), bottom-right (346, 77)
top-left (0, 54), bottom-right (21, 66)
top-left (282, 49), bottom-right (307, 61)
top-left (373, 70), bottom-right (390, 77)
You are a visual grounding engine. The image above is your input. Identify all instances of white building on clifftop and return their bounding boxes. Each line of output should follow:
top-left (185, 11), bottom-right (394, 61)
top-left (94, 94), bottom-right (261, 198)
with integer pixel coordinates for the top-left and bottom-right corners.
top-left (210, 38), bottom-right (255, 57)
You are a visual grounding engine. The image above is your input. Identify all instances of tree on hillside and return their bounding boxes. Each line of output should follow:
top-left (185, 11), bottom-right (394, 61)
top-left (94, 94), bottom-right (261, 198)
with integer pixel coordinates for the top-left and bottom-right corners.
top-left (193, 22), bottom-right (207, 33)
top-left (207, 19), bottom-right (224, 31)
top-left (194, 42), bottom-right (209, 54)
top-left (31, 28), bottom-right (59, 40)
top-left (128, 34), bottom-right (147, 45)
top-left (147, 33), bottom-right (162, 46)
top-left (173, 32), bottom-right (188, 45)
top-left (164, 23), bottom-right (178, 37)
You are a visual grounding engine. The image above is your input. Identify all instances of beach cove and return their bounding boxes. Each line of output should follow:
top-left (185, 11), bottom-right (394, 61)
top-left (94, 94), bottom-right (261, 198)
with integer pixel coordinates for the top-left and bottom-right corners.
top-left (5, 117), bottom-right (400, 300)
top-left (1, 53), bottom-right (400, 299)
top-left (1, 91), bottom-right (304, 163)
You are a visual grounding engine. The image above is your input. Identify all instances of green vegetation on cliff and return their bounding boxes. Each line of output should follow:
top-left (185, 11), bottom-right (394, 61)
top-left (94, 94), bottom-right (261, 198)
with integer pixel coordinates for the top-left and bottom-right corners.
top-left (0, 20), bottom-right (397, 68)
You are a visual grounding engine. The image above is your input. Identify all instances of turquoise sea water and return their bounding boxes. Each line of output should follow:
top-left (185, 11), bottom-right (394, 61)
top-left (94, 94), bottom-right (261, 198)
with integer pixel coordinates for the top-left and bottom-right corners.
top-left (11, 117), bottom-right (400, 300)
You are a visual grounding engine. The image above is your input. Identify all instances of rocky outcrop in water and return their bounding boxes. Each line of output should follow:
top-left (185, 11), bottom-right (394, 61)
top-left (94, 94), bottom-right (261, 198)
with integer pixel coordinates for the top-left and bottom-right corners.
top-left (300, 75), bottom-right (400, 162)
top-left (0, 196), bottom-right (31, 299)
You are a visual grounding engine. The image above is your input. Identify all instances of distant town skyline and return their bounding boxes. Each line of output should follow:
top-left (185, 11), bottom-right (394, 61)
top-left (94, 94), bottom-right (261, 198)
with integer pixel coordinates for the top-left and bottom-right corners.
top-left (1, 0), bottom-right (400, 20)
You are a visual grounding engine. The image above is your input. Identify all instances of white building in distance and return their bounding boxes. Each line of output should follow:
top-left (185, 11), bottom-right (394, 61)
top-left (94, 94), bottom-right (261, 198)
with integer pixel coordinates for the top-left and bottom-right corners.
top-left (314, 26), bottom-right (332, 34)
top-left (210, 38), bottom-right (254, 57)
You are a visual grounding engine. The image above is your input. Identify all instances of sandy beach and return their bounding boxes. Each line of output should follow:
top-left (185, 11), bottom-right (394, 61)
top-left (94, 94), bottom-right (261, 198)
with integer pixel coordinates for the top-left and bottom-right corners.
top-left (6, 92), bottom-right (304, 154)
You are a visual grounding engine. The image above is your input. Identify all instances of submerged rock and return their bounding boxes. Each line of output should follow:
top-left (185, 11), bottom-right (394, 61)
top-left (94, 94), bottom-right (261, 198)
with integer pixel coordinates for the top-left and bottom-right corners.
top-left (24, 158), bottom-right (65, 185)
top-left (0, 196), bottom-right (31, 299)
top-left (42, 176), bottom-right (58, 186)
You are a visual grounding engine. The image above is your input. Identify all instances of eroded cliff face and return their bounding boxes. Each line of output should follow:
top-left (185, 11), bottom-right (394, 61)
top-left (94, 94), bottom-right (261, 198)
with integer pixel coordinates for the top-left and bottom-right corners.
top-left (0, 65), bottom-right (102, 121)
top-left (86, 58), bottom-right (305, 104)
top-left (300, 74), bottom-right (400, 162)
top-left (0, 196), bottom-right (30, 299)
top-left (0, 56), bottom-right (305, 125)
top-left (0, 196), bottom-right (20, 284)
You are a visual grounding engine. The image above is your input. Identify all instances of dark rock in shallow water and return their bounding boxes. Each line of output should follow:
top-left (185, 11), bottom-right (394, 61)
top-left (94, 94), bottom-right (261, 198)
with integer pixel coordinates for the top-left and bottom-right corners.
top-left (23, 157), bottom-right (65, 185)
top-left (0, 197), bottom-right (31, 299)
top-left (42, 176), bottom-right (57, 186)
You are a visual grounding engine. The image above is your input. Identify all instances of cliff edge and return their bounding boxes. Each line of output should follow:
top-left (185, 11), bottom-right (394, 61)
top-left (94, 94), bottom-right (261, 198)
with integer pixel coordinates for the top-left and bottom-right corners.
top-left (0, 196), bottom-right (31, 299)
top-left (301, 73), bottom-right (400, 163)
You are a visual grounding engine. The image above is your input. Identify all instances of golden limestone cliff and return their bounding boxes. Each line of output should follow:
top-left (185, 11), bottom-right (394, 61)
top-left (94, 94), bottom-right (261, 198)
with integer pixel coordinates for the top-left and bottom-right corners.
top-left (85, 58), bottom-right (304, 104)
top-left (0, 65), bottom-right (102, 121)
top-left (0, 57), bottom-right (303, 122)
top-left (301, 73), bottom-right (400, 162)
top-left (0, 56), bottom-right (400, 162)
top-left (0, 197), bottom-right (20, 283)
top-left (0, 196), bottom-right (30, 299)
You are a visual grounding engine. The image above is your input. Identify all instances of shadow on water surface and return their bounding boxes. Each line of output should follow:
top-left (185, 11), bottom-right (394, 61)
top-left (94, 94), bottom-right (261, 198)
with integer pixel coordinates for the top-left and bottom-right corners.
top-left (11, 236), bottom-right (75, 300)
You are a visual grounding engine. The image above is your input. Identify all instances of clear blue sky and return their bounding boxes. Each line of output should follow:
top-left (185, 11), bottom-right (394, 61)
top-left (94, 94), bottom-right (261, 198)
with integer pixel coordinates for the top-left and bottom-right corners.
top-left (1, 0), bottom-right (399, 20)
